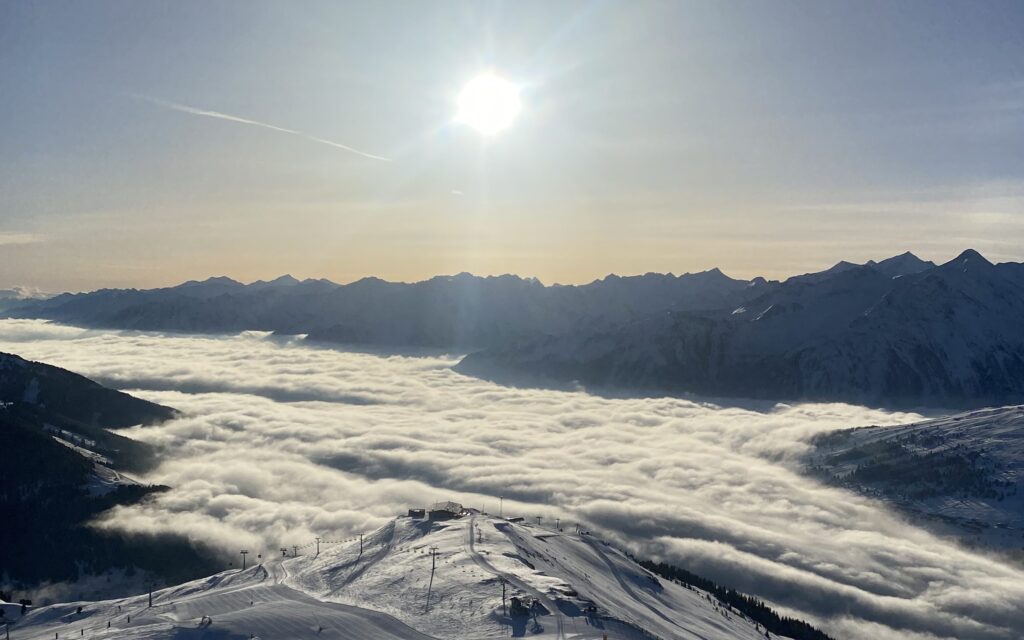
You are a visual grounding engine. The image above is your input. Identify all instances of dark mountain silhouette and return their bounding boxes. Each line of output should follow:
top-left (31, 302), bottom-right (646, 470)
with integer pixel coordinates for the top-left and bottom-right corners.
top-left (458, 250), bottom-right (1024, 408)
top-left (10, 250), bottom-right (1023, 406)
top-left (7, 269), bottom-right (774, 349)
top-left (0, 356), bottom-right (216, 601)
top-left (1, 352), bottom-right (176, 471)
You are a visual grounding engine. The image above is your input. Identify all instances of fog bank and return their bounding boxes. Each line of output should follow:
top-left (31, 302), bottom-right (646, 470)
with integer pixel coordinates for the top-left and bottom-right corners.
top-left (2, 319), bottom-right (1021, 639)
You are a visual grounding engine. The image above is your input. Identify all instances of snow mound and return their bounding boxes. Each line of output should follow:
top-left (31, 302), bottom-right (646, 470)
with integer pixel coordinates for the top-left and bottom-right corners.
top-left (8, 564), bottom-right (433, 640)
top-left (285, 514), bottom-right (789, 639)
top-left (9, 515), bottom-right (793, 639)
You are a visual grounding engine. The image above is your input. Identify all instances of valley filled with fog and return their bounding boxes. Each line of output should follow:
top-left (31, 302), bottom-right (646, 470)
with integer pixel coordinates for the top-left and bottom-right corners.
top-left (2, 318), bottom-right (1023, 640)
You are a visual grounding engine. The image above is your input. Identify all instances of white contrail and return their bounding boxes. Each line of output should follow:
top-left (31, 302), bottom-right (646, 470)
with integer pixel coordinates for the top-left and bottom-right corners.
top-left (131, 94), bottom-right (392, 162)
top-left (0, 232), bottom-right (44, 246)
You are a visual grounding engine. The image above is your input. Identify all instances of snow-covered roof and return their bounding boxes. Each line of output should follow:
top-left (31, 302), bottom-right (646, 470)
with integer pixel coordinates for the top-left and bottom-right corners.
top-left (429, 501), bottom-right (463, 514)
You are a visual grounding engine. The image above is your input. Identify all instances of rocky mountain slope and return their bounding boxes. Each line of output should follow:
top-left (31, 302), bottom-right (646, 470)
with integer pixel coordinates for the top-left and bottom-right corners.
top-left (457, 250), bottom-right (1024, 407)
top-left (806, 405), bottom-right (1024, 553)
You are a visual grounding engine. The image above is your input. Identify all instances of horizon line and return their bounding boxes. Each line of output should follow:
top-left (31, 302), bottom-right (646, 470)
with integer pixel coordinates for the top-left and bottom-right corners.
top-left (8, 247), bottom-right (1005, 297)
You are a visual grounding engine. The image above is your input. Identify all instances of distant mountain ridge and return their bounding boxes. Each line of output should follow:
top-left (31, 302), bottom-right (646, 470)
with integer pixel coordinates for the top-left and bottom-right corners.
top-left (786, 251), bottom-right (935, 284)
top-left (458, 250), bottom-right (1024, 408)
top-left (5, 253), bottom-right (937, 347)
top-left (9, 250), bottom-right (1024, 407)
top-left (7, 267), bottom-right (777, 349)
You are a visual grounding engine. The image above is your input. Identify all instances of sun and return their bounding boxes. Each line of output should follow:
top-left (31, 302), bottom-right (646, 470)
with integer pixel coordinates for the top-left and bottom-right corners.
top-left (455, 72), bottom-right (522, 136)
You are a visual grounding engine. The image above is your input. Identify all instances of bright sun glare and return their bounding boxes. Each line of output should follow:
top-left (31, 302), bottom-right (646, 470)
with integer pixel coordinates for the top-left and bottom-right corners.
top-left (455, 72), bottom-right (522, 136)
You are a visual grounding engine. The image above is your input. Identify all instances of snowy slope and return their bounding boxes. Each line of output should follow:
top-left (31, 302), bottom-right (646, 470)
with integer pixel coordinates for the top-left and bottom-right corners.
top-left (9, 563), bottom-right (435, 640)
top-left (8, 514), bottom-right (793, 640)
top-left (48, 430), bottom-right (142, 496)
top-left (285, 514), bottom-right (789, 640)
top-left (807, 405), bottom-right (1024, 550)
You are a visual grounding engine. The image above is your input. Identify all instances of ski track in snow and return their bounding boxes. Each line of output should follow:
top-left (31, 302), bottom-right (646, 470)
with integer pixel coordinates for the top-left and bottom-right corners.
top-left (9, 515), bottom-right (786, 639)
top-left (466, 515), bottom-right (567, 639)
top-left (9, 561), bottom-right (438, 640)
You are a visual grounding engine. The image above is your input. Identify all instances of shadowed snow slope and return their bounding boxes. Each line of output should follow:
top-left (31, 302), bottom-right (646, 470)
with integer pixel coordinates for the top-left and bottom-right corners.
top-left (808, 405), bottom-right (1024, 549)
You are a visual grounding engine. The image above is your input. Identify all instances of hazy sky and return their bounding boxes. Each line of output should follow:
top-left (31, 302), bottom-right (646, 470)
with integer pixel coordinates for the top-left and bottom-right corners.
top-left (2, 0), bottom-right (1023, 291)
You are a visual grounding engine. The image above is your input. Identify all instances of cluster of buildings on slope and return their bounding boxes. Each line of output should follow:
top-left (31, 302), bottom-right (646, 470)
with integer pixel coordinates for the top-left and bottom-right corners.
top-left (408, 500), bottom-right (464, 521)
top-left (406, 501), bottom-right (543, 528)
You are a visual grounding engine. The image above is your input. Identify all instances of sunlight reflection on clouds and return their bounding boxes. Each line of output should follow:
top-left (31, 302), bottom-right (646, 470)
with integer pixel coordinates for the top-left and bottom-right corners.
top-left (1, 319), bottom-right (1021, 640)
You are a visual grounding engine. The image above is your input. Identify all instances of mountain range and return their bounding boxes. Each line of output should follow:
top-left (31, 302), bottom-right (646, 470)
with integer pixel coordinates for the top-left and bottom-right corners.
top-left (458, 250), bottom-right (1024, 407)
top-left (6, 268), bottom-right (772, 350)
top-left (8, 249), bottom-right (1024, 407)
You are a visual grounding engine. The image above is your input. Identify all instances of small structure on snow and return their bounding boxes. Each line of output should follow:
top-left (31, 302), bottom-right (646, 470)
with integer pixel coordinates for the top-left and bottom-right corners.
top-left (428, 501), bottom-right (464, 520)
top-left (509, 596), bottom-right (533, 617)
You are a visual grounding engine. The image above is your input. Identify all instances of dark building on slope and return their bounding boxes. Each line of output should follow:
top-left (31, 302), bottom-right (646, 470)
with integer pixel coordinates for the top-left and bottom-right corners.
top-left (428, 501), bottom-right (464, 520)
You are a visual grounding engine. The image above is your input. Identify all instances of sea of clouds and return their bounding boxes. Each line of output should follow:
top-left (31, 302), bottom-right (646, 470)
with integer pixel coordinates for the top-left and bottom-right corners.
top-left (1, 318), bottom-right (1022, 640)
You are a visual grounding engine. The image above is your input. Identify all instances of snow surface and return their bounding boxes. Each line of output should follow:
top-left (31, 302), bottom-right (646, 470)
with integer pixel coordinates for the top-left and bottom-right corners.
top-left (0, 600), bottom-right (26, 624)
top-left (9, 514), bottom-right (790, 639)
top-left (285, 513), bottom-right (787, 639)
top-left (9, 563), bottom-right (435, 640)
top-left (49, 431), bottom-right (140, 496)
top-left (809, 405), bottom-right (1024, 550)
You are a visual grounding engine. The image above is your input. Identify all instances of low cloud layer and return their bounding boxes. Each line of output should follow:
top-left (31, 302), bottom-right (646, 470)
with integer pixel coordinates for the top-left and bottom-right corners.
top-left (2, 319), bottom-right (1022, 639)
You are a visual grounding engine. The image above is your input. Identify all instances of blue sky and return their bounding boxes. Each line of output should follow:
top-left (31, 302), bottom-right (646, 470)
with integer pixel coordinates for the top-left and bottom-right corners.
top-left (2, 1), bottom-right (1023, 290)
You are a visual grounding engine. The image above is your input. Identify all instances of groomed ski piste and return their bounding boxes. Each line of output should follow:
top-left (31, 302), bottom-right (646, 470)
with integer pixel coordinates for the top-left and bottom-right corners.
top-left (8, 513), bottom-right (791, 639)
